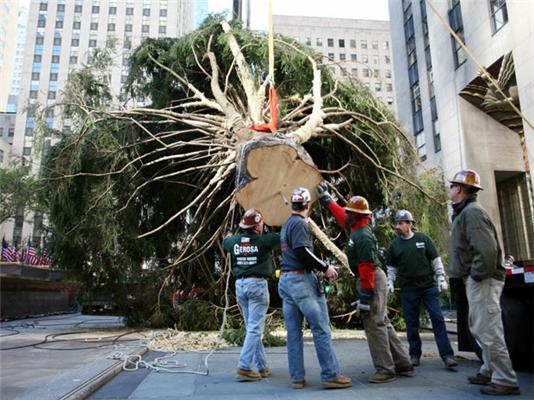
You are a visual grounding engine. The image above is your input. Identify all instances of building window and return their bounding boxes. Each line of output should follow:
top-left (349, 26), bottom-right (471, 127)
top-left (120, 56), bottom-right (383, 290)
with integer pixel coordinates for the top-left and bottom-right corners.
top-left (50, 73), bottom-right (58, 81)
top-left (305, 37), bottom-right (311, 45)
top-left (71, 38), bottom-right (79, 46)
top-left (75, 4), bottom-right (82, 13)
top-left (327, 38), bottom-right (334, 47)
top-left (125, 24), bottom-right (133, 32)
top-left (51, 55), bottom-right (60, 63)
top-left (124, 38), bottom-right (132, 49)
top-left (39, 2), bottom-right (47, 11)
top-left (387, 97), bottom-right (394, 105)
top-left (33, 54), bottom-right (42, 62)
top-left (433, 120), bottom-right (441, 152)
top-left (55, 20), bottom-right (63, 28)
top-left (372, 40), bottom-right (378, 49)
top-left (8, 128), bottom-right (15, 137)
top-left (386, 83), bottom-right (393, 92)
top-left (126, 7), bottom-right (134, 15)
top-left (351, 53), bottom-right (357, 62)
top-left (73, 21), bottom-right (81, 29)
top-left (29, 90), bottom-right (38, 99)
top-left (339, 53), bottom-right (346, 61)
top-left (160, 9), bottom-right (167, 17)
top-left (448, 0), bottom-right (467, 68)
top-left (92, 5), bottom-right (100, 13)
top-left (89, 39), bottom-right (97, 48)
top-left (31, 72), bottom-right (40, 80)
top-left (373, 55), bottom-right (379, 64)
top-left (327, 53), bottom-right (334, 61)
top-left (109, 6), bottom-right (117, 15)
top-left (383, 41), bottom-right (389, 50)
top-left (351, 68), bottom-right (358, 76)
top-left (350, 39), bottom-right (356, 48)
top-left (490, 0), bottom-right (508, 33)
top-left (143, 8), bottom-right (151, 16)
top-left (142, 25), bottom-right (150, 33)
top-left (48, 91), bottom-right (56, 99)
top-left (339, 39), bottom-right (345, 48)
top-left (25, 128), bottom-right (34, 137)
top-left (69, 56), bottom-right (78, 64)
top-left (159, 25), bottom-right (166, 34)
top-left (36, 36), bottom-right (44, 45)
top-left (53, 37), bottom-right (62, 45)
top-left (375, 82), bottom-right (382, 92)
top-left (361, 40), bottom-right (367, 49)
top-left (108, 23), bottom-right (116, 31)
top-left (316, 38), bottom-right (322, 46)
top-left (0, 150), bottom-right (4, 164)
top-left (415, 131), bottom-right (426, 160)
top-left (385, 70), bottom-right (392, 78)
top-left (362, 68), bottom-right (370, 77)
top-left (23, 147), bottom-right (32, 156)
top-left (38, 19), bottom-right (46, 28)
top-left (362, 55), bottom-right (368, 63)
top-left (90, 22), bottom-right (98, 30)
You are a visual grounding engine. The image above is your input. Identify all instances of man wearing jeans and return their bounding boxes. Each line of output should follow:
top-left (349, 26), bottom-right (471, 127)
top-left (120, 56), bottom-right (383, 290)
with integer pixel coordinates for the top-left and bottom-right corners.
top-left (223, 208), bottom-right (279, 381)
top-left (448, 169), bottom-right (520, 396)
top-left (386, 209), bottom-right (457, 369)
top-left (278, 187), bottom-right (351, 390)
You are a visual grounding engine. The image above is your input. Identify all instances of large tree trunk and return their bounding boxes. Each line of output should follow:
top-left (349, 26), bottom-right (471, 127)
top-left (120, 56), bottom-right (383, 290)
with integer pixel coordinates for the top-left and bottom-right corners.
top-left (235, 134), bottom-right (322, 226)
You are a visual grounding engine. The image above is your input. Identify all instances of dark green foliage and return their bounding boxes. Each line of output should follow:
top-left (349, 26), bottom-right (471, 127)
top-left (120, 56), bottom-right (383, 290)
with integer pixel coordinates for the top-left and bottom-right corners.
top-left (42, 16), bottom-right (448, 330)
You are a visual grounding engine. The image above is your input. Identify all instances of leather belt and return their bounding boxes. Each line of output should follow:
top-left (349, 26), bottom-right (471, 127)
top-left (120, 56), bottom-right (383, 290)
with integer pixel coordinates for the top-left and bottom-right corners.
top-left (281, 269), bottom-right (307, 275)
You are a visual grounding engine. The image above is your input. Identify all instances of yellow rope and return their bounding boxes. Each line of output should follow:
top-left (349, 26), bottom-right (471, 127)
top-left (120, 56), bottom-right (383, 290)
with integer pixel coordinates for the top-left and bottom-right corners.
top-left (268, 0), bottom-right (275, 83)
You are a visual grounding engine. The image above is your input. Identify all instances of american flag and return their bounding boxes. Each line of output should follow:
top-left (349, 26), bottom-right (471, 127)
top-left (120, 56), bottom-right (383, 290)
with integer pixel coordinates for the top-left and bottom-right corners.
top-left (22, 240), bottom-right (39, 265)
top-left (1, 238), bottom-right (18, 262)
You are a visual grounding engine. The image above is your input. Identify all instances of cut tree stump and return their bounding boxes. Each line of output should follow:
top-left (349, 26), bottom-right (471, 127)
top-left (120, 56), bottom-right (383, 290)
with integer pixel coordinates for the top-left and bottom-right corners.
top-left (235, 135), bottom-right (322, 226)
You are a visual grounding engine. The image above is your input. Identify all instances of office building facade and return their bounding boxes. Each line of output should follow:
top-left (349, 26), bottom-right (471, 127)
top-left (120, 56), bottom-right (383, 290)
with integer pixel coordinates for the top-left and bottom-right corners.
top-left (273, 15), bottom-right (396, 110)
top-left (389, 0), bottom-right (533, 259)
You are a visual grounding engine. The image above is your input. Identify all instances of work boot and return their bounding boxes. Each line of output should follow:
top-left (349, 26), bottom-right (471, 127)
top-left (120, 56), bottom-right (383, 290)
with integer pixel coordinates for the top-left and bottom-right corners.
top-left (259, 367), bottom-right (271, 378)
top-left (480, 383), bottom-right (521, 396)
top-left (322, 375), bottom-right (352, 389)
top-left (368, 371), bottom-right (396, 383)
top-left (410, 356), bottom-right (420, 366)
top-left (468, 372), bottom-right (491, 385)
top-left (236, 368), bottom-right (261, 382)
top-left (292, 379), bottom-right (306, 389)
top-left (444, 356), bottom-right (458, 369)
top-left (395, 365), bottom-right (415, 377)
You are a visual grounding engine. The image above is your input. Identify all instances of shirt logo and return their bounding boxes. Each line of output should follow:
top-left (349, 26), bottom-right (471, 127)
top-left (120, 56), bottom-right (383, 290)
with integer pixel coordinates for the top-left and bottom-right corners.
top-left (416, 242), bottom-right (425, 249)
top-left (241, 237), bottom-right (250, 243)
top-left (348, 239), bottom-right (354, 247)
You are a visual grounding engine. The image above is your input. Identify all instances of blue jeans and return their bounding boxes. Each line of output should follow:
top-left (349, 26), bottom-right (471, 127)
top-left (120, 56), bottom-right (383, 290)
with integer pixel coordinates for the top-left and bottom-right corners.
top-left (400, 285), bottom-right (454, 360)
top-left (236, 278), bottom-right (269, 371)
top-left (278, 273), bottom-right (340, 382)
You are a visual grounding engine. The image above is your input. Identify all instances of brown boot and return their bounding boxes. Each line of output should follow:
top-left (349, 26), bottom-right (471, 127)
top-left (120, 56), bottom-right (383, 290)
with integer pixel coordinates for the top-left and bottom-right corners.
top-left (259, 367), bottom-right (271, 378)
top-left (468, 373), bottom-right (491, 385)
top-left (395, 365), bottom-right (415, 377)
top-left (236, 368), bottom-right (261, 382)
top-left (322, 375), bottom-right (352, 389)
top-left (292, 379), bottom-right (306, 389)
top-left (368, 371), bottom-right (396, 383)
top-left (480, 383), bottom-right (521, 396)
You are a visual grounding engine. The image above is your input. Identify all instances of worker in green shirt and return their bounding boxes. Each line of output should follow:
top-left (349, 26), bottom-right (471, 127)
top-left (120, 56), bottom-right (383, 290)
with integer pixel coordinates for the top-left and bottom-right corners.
top-left (386, 209), bottom-right (457, 369)
top-left (223, 208), bottom-right (279, 382)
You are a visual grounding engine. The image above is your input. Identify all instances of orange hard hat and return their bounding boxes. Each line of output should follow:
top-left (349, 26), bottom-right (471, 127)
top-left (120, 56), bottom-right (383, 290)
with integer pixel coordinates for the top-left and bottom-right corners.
top-left (345, 195), bottom-right (372, 214)
top-left (239, 208), bottom-right (263, 229)
top-left (449, 169), bottom-right (483, 190)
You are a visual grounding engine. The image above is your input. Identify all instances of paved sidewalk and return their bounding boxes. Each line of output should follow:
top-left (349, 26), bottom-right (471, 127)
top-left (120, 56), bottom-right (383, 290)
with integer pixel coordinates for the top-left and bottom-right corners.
top-left (91, 338), bottom-right (533, 400)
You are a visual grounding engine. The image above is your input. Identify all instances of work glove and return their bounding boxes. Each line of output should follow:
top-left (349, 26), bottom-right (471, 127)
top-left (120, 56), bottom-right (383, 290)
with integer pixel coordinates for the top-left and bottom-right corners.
top-left (315, 182), bottom-right (333, 206)
top-left (356, 288), bottom-right (373, 316)
top-left (437, 275), bottom-right (448, 292)
top-left (386, 266), bottom-right (397, 294)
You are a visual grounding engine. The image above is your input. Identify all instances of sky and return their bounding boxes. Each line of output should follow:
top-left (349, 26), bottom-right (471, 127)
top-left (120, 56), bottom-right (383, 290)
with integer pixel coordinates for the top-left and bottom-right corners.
top-left (208, 0), bottom-right (390, 30)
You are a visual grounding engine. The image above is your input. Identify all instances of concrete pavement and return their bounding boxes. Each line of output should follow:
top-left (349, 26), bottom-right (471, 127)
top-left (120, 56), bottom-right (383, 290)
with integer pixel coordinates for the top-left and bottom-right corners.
top-left (1, 314), bottom-right (532, 399)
